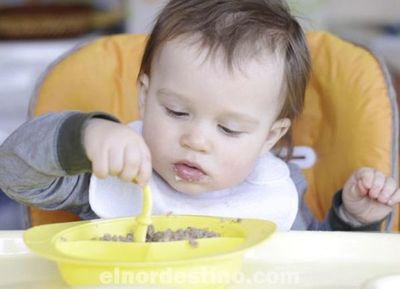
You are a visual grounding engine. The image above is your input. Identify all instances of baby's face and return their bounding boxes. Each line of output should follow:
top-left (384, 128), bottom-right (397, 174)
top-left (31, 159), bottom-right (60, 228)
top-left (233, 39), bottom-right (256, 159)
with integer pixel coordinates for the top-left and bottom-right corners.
top-left (139, 38), bottom-right (287, 194)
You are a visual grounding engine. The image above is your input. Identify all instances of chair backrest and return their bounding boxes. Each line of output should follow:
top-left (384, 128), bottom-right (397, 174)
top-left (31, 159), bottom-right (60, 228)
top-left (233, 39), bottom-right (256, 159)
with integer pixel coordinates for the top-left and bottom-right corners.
top-left (294, 33), bottom-right (398, 225)
top-left (29, 32), bottom-right (399, 230)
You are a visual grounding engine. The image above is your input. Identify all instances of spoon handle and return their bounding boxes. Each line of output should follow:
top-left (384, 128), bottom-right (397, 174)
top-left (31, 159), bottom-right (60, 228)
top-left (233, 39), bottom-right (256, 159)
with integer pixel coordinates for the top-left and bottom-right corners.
top-left (134, 185), bottom-right (153, 242)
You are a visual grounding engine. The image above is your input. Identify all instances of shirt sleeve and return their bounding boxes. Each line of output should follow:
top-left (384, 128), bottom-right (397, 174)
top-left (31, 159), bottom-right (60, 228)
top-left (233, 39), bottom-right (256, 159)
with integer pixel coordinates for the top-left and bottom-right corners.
top-left (0, 111), bottom-right (118, 220)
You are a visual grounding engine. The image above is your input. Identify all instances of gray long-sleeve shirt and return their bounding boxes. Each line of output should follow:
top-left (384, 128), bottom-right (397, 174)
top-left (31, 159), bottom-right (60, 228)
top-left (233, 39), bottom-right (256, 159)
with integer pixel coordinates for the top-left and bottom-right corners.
top-left (0, 111), bottom-right (382, 230)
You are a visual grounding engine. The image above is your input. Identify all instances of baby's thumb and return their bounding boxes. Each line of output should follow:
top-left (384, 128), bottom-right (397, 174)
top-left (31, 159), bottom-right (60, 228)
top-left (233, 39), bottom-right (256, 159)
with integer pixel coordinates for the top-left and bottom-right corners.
top-left (356, 179), bottom-right (369, 196)
top-left (346, 184), bottom-right (364, 202)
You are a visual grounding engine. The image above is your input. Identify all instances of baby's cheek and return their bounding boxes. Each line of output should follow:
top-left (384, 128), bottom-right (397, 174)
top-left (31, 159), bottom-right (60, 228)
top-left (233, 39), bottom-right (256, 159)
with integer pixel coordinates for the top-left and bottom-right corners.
top-left (219, 159), bottom-right (253, 186)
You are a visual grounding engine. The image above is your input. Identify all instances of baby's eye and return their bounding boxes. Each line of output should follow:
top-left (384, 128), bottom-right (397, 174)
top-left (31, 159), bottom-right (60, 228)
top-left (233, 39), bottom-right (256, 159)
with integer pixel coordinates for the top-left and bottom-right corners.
top-left (165, 107), bottom-right (189, 118)
top-left (218, 125), bottom-right (242, 137)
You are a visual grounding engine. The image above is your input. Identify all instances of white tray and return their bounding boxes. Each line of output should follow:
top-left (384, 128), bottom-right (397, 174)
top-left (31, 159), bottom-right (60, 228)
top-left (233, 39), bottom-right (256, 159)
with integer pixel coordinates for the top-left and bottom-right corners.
top-left (1, 231), bottom-right (400, 289)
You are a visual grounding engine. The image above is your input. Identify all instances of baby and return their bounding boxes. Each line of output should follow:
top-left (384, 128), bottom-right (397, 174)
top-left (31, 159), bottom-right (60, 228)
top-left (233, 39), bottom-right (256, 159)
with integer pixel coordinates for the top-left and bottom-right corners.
top-left (82, 0), bottom-right (309, 230)
top-left (0, 0), bottom-right (398, 231)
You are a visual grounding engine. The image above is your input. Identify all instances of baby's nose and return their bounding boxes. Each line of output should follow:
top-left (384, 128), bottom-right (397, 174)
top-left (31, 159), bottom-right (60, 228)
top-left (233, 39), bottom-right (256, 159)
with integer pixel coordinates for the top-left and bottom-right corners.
top-left (180, 129), bottom-right (211, 153)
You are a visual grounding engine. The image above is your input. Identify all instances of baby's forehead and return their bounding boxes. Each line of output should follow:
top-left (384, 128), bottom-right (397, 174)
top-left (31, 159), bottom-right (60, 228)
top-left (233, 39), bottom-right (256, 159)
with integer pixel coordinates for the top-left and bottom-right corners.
top-left (154, 36), bottom-right (285, 78)
top-left (152, 37), bottom-right (286, 116)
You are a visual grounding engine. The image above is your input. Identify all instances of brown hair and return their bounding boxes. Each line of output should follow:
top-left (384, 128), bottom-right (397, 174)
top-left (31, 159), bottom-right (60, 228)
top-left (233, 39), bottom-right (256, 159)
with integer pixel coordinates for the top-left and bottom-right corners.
top-left (139, 0), bottom-right (310, 158)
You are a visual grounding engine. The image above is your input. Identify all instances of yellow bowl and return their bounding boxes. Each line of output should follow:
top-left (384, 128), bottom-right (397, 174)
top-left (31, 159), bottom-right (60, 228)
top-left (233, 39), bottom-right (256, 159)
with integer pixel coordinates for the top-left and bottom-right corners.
top-left (24, 215), bottom-right (276, 289)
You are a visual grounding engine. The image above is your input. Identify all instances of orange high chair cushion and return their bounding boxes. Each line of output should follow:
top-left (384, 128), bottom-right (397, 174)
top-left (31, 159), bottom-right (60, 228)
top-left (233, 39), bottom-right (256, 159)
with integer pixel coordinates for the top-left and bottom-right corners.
top-left (295, 32), bottom-right (398, 222)
top-left (30, 32), bottom-right (398, 228)
top-left (31, 34), bottom-right (147, 123)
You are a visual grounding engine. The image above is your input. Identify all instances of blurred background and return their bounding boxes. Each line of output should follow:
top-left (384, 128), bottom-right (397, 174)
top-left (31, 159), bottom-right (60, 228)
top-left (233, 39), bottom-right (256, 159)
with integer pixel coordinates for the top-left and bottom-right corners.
top-left (0, 0), bottom-right (399, 229)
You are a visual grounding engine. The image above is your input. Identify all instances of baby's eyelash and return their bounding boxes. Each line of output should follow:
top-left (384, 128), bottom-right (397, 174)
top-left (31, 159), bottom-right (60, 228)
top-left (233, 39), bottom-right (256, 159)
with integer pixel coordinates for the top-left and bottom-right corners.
top-left (218, 125), bottom-right (242, 137)
top-left (165, 107), bottom-right (189, 118)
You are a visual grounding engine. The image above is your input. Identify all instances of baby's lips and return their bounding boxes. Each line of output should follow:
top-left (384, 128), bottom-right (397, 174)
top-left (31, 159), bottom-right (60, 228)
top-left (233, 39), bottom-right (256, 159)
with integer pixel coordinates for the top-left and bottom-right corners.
top-left (173, 163), bottom-right (206, 182)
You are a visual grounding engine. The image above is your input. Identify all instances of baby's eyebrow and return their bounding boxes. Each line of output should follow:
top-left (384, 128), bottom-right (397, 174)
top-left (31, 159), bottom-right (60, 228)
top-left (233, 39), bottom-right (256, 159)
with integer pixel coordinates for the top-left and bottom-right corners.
top-left (220, 112), bottom-right (259, 126)
top-left (156, 88), bottom-right (188, 101)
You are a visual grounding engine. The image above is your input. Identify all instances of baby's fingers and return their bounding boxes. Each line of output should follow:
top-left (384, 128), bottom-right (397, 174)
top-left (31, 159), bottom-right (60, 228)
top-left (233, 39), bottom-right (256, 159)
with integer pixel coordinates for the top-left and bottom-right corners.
top-left (136, 145), bottom-right (152, 187)
top-left (368, 171), bottom-right (386, 199)
top-left (119, 145), bottom-right (141, 183)
top-left (356, 180), bottom-right (368, 196)
top-left (91, 147), bottom-right (109, 179)
top-left (355, 168), bottom-right (374, 189)
top-left (108, 146), bottom-right (124, 176)
top-left (377, 177), bottom-right (397, 203)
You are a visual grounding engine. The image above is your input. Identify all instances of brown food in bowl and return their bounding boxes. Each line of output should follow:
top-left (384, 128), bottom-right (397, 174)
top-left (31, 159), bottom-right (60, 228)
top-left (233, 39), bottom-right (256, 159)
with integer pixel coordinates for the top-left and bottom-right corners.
top-left (97, 225), bottom-right (220, 247)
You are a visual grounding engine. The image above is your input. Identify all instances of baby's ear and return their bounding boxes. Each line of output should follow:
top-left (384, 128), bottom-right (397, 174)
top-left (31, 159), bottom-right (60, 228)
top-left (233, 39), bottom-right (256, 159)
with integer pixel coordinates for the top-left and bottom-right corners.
top-left (137, 74), bottom-right (150, 118)
top-left (260, 118), bottom-right (291, 156)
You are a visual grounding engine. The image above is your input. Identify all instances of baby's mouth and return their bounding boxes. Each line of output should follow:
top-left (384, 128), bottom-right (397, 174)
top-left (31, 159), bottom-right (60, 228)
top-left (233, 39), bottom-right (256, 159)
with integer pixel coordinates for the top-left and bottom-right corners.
top-left (173, 161), bottom-right (206, 182)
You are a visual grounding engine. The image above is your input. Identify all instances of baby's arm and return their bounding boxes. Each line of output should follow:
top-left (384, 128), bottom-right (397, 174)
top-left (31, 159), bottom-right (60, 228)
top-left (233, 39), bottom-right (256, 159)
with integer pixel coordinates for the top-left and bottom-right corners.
top-left (0, 111), bottom-right (116, 218)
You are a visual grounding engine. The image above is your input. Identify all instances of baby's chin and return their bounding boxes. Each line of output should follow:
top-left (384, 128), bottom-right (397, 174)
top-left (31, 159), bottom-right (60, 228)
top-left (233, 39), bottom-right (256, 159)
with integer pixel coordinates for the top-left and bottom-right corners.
top-left (156, 169), bottom-right (241, 195)
top-left (168, 180), bottom-right (212, 196)
top-left (167, 178), bottom-right (244, 196)
top-left (162, 171), bottom-right (248, 195)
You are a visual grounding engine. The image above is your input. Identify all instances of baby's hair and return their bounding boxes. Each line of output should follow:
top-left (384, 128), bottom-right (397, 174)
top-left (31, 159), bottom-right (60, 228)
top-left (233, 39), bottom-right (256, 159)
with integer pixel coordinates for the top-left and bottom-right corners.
top-left (139, 0), bottom-right (310, 158)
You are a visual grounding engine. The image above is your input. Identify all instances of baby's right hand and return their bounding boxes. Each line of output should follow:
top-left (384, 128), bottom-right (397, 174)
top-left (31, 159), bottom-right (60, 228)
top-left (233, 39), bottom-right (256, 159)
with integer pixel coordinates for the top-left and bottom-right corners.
top-left (83, 119), bottom-right (152, 186)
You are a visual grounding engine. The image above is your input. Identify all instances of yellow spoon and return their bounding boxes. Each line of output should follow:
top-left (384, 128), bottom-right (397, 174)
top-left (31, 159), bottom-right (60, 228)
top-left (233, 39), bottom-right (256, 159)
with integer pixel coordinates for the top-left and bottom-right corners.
top-left (134, 185), bottom-right (153, 242)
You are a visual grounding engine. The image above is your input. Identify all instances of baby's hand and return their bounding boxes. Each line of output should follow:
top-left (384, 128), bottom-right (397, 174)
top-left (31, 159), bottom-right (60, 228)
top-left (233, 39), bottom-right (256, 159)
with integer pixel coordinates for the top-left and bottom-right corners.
top-left (83, 119), bottom-right (151, 186)
top-left (342, 167), bottom-right (400, 224)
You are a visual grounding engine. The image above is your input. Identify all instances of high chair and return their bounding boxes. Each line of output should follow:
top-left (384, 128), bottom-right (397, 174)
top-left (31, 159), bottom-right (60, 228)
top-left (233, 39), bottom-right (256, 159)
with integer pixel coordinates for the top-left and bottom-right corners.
top-left (28, 32), bottom-right (399, 231)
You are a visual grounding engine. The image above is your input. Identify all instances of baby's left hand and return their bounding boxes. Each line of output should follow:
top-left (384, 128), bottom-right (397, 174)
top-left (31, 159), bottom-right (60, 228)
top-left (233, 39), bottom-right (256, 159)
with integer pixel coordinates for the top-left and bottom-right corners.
top-left (342, 167), bottom-right (400, 224)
